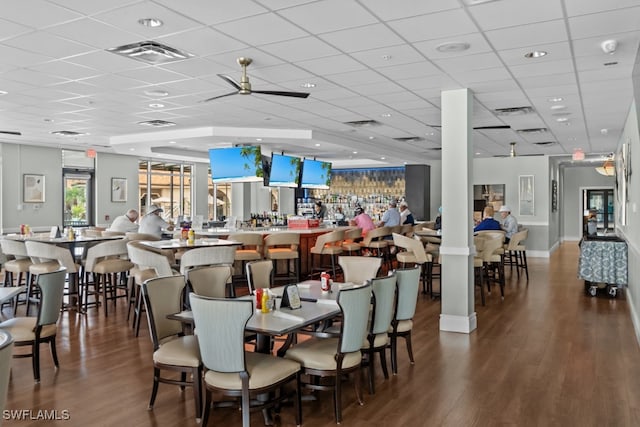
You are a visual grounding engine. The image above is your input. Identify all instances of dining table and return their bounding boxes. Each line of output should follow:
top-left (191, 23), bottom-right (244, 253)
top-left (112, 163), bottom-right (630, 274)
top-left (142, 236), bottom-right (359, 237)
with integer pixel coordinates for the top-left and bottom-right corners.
top-left (0, 285), bottom-right (26, 318)
top-left (138, 237), bottom-right (241, 251)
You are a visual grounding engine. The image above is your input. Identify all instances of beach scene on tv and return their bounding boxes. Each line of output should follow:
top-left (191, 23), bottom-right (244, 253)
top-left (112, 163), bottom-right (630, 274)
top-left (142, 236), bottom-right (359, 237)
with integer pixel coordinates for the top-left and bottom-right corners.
top-left (301, 159), bottom-right (331, 189)
top-left (209, 146), bottom-right (263, 183)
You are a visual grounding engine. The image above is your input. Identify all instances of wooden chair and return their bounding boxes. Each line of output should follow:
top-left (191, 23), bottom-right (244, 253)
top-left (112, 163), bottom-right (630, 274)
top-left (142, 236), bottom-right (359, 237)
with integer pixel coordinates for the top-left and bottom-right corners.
top-left (362, 274), bottom-right (396, 394)
top-left (284, 282), bottom-right (371, 423)
top-left (388, 266), bottom-right (420, 375)
top-left (338, 256), bottom-right (381, 284)
top-left (141, 275), bottom-right (202, 422)
top-left (0, 269), bottom-right (66, 383)
top-left (309, 229), bottom-right (344, 279)
top-left (190, 295), bottom-right (302, 427)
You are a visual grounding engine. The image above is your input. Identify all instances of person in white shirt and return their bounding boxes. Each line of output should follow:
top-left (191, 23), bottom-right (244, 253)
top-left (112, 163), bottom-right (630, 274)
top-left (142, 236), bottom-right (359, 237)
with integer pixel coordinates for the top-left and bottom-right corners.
top-left (499, 205), bottom-right (518, 243)
top-left (399, 201), bottom-right (415, 225)
top-left (139, 205), bottom-right (173, 238)
top-left (106, 209), bottom-right (139, 233)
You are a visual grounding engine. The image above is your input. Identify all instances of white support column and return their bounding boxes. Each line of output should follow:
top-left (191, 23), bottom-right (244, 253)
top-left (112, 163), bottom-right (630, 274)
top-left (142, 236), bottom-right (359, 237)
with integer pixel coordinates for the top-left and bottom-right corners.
top-left (439, 88), bottom-right (477, 334)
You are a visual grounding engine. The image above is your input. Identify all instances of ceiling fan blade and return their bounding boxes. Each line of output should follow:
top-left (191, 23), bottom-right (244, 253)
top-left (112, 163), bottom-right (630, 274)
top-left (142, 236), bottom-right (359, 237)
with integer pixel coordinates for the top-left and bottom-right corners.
top-left (217, 74), bottom-right (241, 90)
top-left (474, 125), bottom-right (511, 130)
top-left (0, 130), bottom-right (21, 136)
top-left (201, 91), bottom-right (238, 102)
top-left (252, 90), bottom-right (310, 98)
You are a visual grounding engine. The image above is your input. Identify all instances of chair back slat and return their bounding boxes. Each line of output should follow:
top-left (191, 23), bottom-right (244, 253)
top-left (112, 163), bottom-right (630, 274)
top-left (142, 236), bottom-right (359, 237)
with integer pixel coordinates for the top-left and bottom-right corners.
top-left (338, 256), bottom-right (381, 284)
top-left (36, 269), bottom-right (67, 326)
top-left (370, 274), bottom-right (396, 335)
top-left (126, 242), bottom-right (173, 277)
top-left (179, 246), bottom-right (236, 275)
top-left (394, 267), bottom-right (420, 321)
top-left (142, 275), bottom-right (185, 347)
top-left (188, 265), bottom-right (231, 298)
top-left (337, 283), bottom-right (372, 354)
top-left (246, 260), bottom-right (273, 293)
top-left (0, 239), bottom-right (28, 258)
top-left (189, 295), bottom-right (252, 372)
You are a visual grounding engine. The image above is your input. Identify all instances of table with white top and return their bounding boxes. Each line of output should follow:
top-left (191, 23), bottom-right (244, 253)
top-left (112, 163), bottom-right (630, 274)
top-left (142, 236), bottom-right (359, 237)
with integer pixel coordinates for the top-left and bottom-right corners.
top-left (138, 238), bottom-right (241, 251)
top-left (0, 286), bottom-right (26, 318)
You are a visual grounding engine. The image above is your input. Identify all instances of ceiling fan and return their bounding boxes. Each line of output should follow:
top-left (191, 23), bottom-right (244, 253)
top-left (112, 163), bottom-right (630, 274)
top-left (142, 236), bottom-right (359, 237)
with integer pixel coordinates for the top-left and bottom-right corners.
top-left (202, 57), bottom-right (310, 102)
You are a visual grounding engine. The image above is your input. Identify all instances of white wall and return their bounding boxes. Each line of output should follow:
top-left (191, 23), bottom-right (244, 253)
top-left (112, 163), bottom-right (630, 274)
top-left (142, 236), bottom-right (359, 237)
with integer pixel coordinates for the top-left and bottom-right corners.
top-left (96, 153), bottom-right (140, 228)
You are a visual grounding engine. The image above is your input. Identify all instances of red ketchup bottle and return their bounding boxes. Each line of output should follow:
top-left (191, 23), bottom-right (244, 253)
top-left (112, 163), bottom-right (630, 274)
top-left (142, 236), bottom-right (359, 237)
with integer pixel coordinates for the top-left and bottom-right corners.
top-left (255, 288), bottom-right (263, 310)
top-left (321, 272), bottom-right (331, 292)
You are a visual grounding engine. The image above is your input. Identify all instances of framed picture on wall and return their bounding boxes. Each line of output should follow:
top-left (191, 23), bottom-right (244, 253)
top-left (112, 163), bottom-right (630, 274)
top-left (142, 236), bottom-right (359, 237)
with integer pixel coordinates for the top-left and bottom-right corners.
top-left (551, 179), bottom-right (558, 212)
top-left (23, 174), bottom-right (45, 203)
top-left (111, 178), bottom-right (127, 202)
top-left (519, 175), bottom-right (534, 216)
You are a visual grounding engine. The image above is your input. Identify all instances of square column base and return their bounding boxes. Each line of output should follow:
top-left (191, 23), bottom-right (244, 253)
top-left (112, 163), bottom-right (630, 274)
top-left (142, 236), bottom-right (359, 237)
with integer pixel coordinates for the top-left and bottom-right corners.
top-left (439, 313), bottom-right (477, 333)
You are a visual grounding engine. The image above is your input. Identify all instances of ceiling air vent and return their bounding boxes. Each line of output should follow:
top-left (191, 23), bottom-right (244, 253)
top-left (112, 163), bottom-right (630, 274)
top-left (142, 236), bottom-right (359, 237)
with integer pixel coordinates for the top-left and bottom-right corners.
top-left (517, 127), bottom-right (548, 134)
top-left (344, 119), bottom-right (381, 127)
top-left (428, 147), bottom-right (442, 151)
top-left (494, 106), bottom-right (534, 116)
top-left (107, 41), bottom-right (194, 65)
top-left (533, 141), bottom-right (556, 146)
top-left (393, 136), bottom-right (424, 143)
top-left (51, 130), bottom-right (87, 137)
top-left (137, 120), bottom-right (176, 128)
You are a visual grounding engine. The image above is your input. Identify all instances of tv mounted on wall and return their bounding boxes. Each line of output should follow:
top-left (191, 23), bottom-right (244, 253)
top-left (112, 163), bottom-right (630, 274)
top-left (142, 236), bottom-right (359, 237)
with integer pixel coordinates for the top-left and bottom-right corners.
top-left (209, 146), bottom-right (263, 183)
top-left (267, 153), bottom-right (302, 188)
top-left (300, 159), bottom-right (332, 189)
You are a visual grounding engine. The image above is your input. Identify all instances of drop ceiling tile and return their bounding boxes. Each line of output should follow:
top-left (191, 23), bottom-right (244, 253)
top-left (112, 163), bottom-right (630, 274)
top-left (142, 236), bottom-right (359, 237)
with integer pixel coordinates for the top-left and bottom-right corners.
top-left (319, 24), bottom-right (405, 53)
top-left (155, 0), bottom-right (267, 25)
top-left (157, 27), bottom-right (248, 57)
top-left (46, 18), bottom-right (140, 50)
top-left (388, 9), bottom-right (477, 42)
top-left (518, 73), bottom-right (577, 89)
top-left (278, 0), bottom-right (378, 34)
top-left (48, 0), bottom-right (140, 16)
top-left (376, 61), bottom-right (442, 81)
top-left (468, 0), bottom-right (563, 31)
top-left (450, 67), bottom-right (513, 85)
top-left (0, 17), bottom-right (32, 41)
top-left (215, 13), bottom-right (308, 46)
top-left (81, 73), bottom-right (149, 91)
top-left (249, 63), bottom-right (315, 84)
top-left (298, 55), bottom-right (367, 76)
top-left (2, 68), bottom-right (68, 87)
top-left (92, 1), bottom-right (202, 38)
top-left (470, 79), bottom-right (521, 94)
top-left (359, 0), bottom-right (460, 20)
top-left (350, 80), bottom-right (405, 96)
top-left (497, 41), bottom-right (571, 66)
top-left (3, 0), bottom-right (83, 29)
top-left (508, 58), bottom-right (575, 78)
top-left (569, 7), bottom-right (640, 39)
top-left (2, 32), bottom-right (92, 60)
top-left (351, 45), bottom-right (426, 69)
top-left (28, 60), bottom-right (102, 81)
top-left (65, 50), bottom-right (145, 73)
top-left (158, 58), bottom-right (222, 79)
top-left (116, 67), bottom-right (188, 86)
top-left (260, 36), bottom-right (341, 62)
top-left (564, 0), bottom-right (640, 17)
top-left (485, 20), bottom-right (568, 51)
top-left (434, 52), bottom-right (503, 73)
top-left (325, 69), bottom-right (388, 87)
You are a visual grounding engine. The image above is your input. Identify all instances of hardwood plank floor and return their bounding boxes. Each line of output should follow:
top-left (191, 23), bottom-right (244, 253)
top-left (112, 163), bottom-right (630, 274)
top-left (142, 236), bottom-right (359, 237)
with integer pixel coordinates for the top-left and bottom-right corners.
top-left (4, 242), bottom-right (640, 426)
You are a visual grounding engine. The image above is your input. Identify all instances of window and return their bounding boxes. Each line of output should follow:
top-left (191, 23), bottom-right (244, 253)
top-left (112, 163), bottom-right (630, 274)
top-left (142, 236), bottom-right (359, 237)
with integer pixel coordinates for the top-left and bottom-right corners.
top-left (138, 161), bottom-right (192, 221)
top-left (63, 170), bottom-right (93, 227)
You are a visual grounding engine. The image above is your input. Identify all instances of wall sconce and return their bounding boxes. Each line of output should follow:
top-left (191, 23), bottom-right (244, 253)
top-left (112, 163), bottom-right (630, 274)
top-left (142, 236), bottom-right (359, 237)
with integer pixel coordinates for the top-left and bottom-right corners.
top-left (595, 156), bottom-right (615, 176)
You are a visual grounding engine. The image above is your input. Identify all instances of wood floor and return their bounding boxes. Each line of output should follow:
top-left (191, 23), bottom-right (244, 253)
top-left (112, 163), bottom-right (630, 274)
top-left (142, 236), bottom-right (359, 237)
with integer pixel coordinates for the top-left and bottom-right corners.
top-left (4, 242), bottom-right (640, 427)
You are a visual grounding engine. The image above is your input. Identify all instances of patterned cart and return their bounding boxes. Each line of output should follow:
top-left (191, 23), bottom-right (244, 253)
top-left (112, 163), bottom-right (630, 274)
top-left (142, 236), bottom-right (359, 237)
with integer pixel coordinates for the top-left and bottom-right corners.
top-left (578, 236), bottom-right (628, 298)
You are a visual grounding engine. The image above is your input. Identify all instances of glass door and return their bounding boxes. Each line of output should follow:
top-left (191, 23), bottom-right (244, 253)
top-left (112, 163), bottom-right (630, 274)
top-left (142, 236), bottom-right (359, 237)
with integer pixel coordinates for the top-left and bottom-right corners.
top-left (585, 189), bottom-right (614, 233)
top-left (63, 169), bottom-right (94, 227)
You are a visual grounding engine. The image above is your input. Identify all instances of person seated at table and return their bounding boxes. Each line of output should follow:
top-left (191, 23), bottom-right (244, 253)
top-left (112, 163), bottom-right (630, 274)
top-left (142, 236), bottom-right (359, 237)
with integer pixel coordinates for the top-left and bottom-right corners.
top-left (334, 206), bottom-right (348, 226)
top-left (106, 208), bottom-right (139, 233)
top-left (474, 206), bottom-right (501, 232)
top-left (349, 206), bottom-right (375, 236)
top-left (434, 206), bottom-right (442, 231)
top-left (377, 200), bottom-right (401, 228)
top-left (139, 205), bottom-right (174, 238)
top-left (312, 200), bottom-right (327, 220)
top-left (499, 205), bottom-right (518, 243)
top-left (399, 201), bottom-right (415, 225)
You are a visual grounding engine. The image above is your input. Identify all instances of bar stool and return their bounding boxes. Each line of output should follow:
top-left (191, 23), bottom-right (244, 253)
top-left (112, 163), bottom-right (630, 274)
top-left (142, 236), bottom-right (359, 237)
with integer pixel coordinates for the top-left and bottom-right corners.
top-left (309, 229), bottom-right (344, 279)
top-left (504, 228), bottom-right (529, 280)
top-left (392, 233), bottom-right (433, 295)
top-left (227, 233), bottom-right (264, 295)
top-left (263, 233), bottom-right (300, 284)
top-left (341, 228), bottom-right (362, 255)
top-left (360, 226), bottom-right (391, 271)
top-left (0, 240), bottom-right (33, 289)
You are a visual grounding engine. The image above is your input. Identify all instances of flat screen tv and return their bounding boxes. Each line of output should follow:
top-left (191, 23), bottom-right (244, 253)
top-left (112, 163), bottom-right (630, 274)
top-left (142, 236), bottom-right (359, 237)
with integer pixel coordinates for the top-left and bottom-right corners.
top-left (209, 146), bottom-right (263, 183)
top-left (300, 159), bottom-right (331, 189)
top-left (268, 153), bottom-right (301, 188)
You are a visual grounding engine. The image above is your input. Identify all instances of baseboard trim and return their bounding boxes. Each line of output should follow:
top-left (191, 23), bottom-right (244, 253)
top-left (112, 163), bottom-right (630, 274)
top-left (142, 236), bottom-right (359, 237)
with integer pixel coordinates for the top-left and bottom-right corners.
top-left (627, 291), bottom-right (640, 347)
top-left (440, 313), bottom-right (477, 333)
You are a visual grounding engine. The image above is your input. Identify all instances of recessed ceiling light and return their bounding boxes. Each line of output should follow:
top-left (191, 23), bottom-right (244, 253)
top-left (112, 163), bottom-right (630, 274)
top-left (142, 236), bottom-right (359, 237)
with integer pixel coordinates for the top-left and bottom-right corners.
top-left (550, 105), bottom-right (566, 110)
top-left (256, 138), bottom-right (262, 142)
top-left (169, 141), bottom-right (176, 144)
top-left (381, 113), bottom-right (392, 118)
top-left (475, 152), bottom-right (482, 155)
top-left (601, 128), bottom-right (609, 135)
top-left (301, 82), bottom-right (316, 88)
top-left (138, 18), bottom-right (163, 28)
top-left (436, 41), bottom-right (470, 53)
top-left (524, 50), bottom-right (547, 58)
top-left (548, 97), bottom-right (563, 102)
top-left (368, 136), bottom-right (375, 140)
top-left (149, 103), bottom-right (164, 108)
top-left (556, 117), bottom-right (569, 122)
top-left (144, 89), bottom-right (169, 97)
top-left (426, 132), bottom-right (435, 136)
top-left (43, 118), bottom-right (53, 122)
top-left (315, 143), bottom-right (321, 147)
top-left (381, 55), bottom-right (392, 61)
top-left (129, 148), bottom-right (135, 151)
top-left (0, 90), bottom-right (7, 96)
top-left (352, 151), bottom-right (358, 154)
top-left (381, 157), bottom-right (386, 160)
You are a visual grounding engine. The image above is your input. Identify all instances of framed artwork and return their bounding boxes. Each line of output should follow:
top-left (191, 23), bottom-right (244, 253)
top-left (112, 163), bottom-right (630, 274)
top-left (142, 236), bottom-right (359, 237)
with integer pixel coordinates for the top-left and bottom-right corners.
top-left (519, 175), bottom-right (534, 216)
top-left (473, 184), bottom-right (505, 213)
top-left (551, 179), bottom-right (558, 212)
top-left (111, 178), bottom-right (127, 202)
top-left (23, 174), bottom-right (45, 203)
